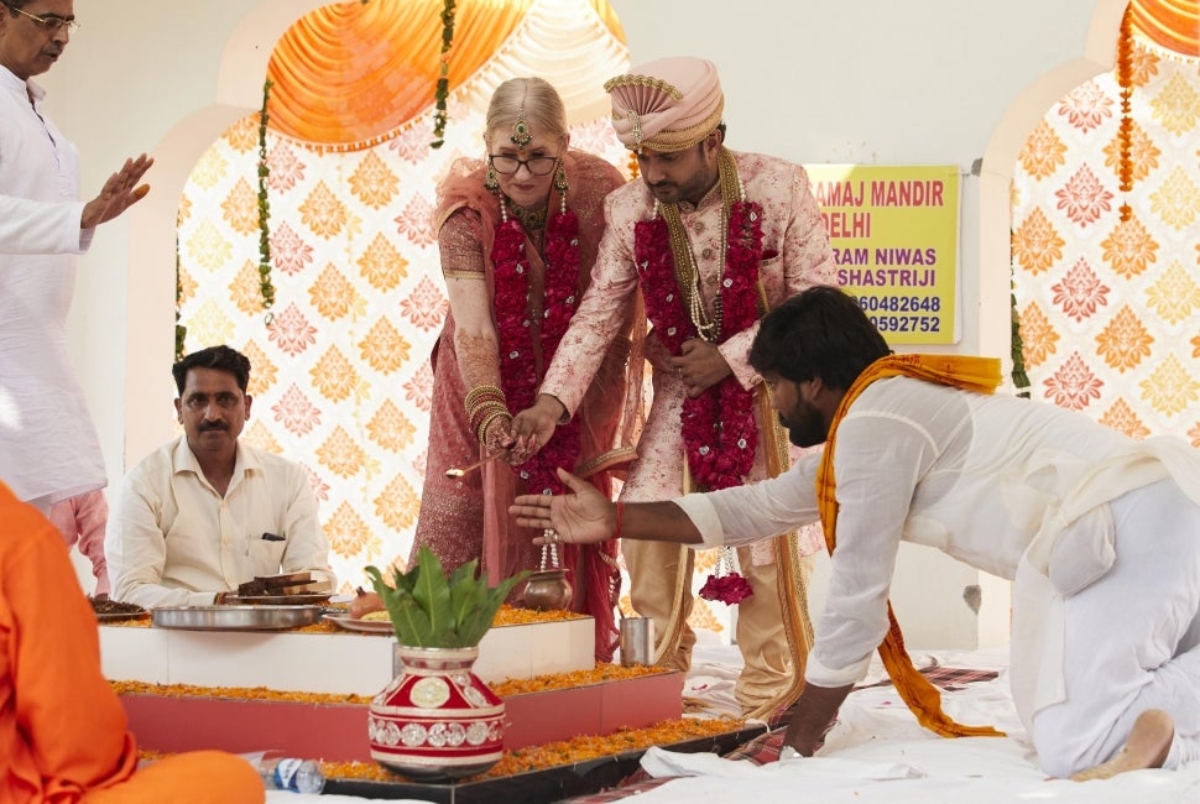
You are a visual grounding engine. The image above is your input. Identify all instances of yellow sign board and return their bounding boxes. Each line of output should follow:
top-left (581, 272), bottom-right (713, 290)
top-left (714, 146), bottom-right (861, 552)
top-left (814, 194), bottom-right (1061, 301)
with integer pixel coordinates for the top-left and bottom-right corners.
top-left (806, 165), bottom-right (960, 344)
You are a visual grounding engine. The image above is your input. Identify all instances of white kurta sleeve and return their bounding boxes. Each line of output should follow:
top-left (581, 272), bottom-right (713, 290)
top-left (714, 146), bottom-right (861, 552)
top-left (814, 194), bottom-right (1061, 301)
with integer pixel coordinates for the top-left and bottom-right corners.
top-left (0, 197), bottom-right (88, 256)
top-left (673, 454), bottom-right (822, 546)
top-left (805, 411), bottom-right (935, 688)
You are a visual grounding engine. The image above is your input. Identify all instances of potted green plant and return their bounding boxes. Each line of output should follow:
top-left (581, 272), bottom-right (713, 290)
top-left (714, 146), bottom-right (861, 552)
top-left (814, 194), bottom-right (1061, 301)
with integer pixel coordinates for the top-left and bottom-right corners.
top-left (363, 546), bottom-right (524, 648)
top-left (363, 546), bottom-right (526, 780)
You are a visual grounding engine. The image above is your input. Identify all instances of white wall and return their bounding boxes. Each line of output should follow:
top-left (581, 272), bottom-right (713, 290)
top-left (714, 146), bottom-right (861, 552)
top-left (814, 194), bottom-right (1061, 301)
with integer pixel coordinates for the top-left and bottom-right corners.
top-left (44, 0), bottom-right (1121, 647)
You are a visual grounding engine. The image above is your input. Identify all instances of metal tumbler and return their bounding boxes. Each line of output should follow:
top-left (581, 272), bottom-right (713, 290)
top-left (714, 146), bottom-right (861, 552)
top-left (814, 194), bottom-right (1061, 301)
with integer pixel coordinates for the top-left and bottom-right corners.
top-left (619, 616), bottom-right (655, 667)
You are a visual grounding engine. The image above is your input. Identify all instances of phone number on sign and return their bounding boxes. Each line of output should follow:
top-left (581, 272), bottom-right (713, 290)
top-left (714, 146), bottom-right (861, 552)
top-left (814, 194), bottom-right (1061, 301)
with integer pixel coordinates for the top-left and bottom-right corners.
top-left (868, 315), bottom-right (942, 333)
top-left (857, 295), bottom-right (942, 313)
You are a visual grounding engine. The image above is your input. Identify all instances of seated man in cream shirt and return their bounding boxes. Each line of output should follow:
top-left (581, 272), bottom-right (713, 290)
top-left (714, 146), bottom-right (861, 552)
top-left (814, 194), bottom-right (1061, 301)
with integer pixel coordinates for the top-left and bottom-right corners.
top-left (107, 345), bottom-right (335, 608)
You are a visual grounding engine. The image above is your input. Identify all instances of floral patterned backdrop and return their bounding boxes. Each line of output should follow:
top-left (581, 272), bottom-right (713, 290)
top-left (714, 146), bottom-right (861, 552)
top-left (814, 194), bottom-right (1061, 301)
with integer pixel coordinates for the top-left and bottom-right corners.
top-left (1012, 40), bottom-right (1200, 441)
top-left (176, 0), bottom-right (737, 644)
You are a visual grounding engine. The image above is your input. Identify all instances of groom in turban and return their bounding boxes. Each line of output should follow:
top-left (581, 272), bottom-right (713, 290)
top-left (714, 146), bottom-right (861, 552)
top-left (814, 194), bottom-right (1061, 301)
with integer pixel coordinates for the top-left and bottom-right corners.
top-left (513, 56), bottom-right (836, 718)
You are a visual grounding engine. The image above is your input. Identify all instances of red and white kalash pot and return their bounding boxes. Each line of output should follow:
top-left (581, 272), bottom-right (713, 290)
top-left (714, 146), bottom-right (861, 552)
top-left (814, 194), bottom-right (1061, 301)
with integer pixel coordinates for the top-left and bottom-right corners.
top-left (368, 645), bottom-right (505, 780)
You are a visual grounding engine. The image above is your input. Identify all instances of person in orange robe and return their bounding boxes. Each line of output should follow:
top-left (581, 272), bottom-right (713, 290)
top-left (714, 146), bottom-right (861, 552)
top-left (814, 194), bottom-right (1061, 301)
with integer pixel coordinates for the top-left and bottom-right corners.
top-left (0, 480), bottom-right (264, 803)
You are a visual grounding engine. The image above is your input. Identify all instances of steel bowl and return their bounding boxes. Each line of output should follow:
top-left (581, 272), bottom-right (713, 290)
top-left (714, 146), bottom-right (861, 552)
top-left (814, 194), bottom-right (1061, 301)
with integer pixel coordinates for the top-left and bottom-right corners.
top-left (151, 604), bottom-right (324, 631)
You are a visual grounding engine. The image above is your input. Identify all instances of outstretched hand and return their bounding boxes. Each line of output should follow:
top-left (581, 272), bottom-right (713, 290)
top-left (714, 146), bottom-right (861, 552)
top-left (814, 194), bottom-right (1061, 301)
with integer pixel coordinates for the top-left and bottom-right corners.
top-left (510, 467), bottom-right (615, 545)
top-left (81, 153), bottom-right (154, 229)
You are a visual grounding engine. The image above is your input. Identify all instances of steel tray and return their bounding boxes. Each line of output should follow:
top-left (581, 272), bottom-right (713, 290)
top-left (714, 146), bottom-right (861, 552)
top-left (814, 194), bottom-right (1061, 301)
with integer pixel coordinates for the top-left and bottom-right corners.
top-left (151, 604), bottom-right (324, 631)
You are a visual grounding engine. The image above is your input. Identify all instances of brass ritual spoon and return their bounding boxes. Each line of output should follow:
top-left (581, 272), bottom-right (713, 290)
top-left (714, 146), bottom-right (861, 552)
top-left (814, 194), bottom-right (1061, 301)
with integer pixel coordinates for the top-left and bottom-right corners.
top-left (445, 450), bottom-right (508, 478)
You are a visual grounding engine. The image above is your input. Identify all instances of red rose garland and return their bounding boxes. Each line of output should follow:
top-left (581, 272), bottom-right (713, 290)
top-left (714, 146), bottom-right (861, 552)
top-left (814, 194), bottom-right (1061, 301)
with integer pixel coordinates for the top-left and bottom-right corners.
top-left (634, 201), bottom-right (763, 493)
top-left (697, 572), bottom-right (755, 604)
top-left (634, 190), bottom-right (763, 606)
top-left (491, 210), bottom-right (582, 496)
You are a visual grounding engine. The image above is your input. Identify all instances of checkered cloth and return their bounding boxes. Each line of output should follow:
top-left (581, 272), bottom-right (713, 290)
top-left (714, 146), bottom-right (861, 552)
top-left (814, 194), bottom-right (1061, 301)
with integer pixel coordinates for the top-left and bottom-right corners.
top-left (858, 663), bottom-right (999, 693)
top-left (562, 665), bottom-right (1001, 801)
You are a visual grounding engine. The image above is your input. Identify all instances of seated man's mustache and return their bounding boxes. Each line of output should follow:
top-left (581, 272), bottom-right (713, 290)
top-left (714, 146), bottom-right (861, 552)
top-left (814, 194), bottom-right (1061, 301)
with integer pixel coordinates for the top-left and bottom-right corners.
top-left (199, 422), bottom-right (228, 432)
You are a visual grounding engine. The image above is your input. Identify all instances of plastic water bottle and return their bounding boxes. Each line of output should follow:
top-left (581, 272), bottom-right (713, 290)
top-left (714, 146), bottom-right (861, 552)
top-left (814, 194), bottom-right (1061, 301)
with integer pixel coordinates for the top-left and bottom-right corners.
top-left (258, 757), bottom-right (326, 794)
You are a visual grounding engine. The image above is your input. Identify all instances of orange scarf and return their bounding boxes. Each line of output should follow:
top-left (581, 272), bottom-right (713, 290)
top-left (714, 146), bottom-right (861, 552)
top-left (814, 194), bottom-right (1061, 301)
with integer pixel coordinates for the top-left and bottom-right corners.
top-left (816, 354), bottom-right (1005, 738)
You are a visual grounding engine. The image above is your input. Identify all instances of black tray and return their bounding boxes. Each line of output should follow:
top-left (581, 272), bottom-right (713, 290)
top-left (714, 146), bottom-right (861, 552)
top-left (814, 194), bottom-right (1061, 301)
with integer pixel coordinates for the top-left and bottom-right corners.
top-left (324, 723), bottom-right (766, 803)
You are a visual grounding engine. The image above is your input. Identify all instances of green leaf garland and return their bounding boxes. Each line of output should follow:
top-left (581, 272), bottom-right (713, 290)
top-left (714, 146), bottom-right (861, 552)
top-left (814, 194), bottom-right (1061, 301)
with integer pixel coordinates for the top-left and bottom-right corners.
top-left (174, 231), bottom-right (186, 361)
top-left (1010, 232), bottom-right (1030, 399)
top-left (257, 79), bottom-right (275, 317)
top-left (431, 0), bottom-right (457, 148)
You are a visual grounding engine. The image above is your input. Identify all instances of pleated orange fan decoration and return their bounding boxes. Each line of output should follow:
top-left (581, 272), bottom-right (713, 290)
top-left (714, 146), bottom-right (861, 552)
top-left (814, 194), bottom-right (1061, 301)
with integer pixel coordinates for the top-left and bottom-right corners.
top-left (1130, 0), bottom-right (1200, 59)
top-left (265, 0), bottom-right (627, 151)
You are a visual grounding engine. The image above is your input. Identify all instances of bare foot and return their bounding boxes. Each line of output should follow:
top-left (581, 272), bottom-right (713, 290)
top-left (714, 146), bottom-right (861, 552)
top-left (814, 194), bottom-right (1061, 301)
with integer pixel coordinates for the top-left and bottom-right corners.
top-left (1070, 709), bottom-right (1174, 782)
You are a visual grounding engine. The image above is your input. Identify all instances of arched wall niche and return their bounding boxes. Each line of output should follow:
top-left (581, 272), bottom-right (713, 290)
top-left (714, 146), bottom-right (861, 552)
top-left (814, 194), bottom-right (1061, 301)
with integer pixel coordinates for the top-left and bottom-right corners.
top-left (125, 0), bottom-right (330, 468)
top-left (866, 0), bottom-right (1130, 650)
top-left (977, 0), bottom-right (1128, 372)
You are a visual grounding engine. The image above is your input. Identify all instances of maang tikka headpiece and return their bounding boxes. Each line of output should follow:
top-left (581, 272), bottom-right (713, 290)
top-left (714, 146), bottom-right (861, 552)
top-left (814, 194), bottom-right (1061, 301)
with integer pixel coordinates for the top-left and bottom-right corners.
top-left (510, 108), bottom-right (533, 149)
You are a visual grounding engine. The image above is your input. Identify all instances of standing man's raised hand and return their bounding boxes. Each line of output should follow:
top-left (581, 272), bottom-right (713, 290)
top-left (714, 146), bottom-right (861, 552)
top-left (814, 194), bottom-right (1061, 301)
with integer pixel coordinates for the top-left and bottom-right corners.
top-left (81, 153), bottom-right (153, 229)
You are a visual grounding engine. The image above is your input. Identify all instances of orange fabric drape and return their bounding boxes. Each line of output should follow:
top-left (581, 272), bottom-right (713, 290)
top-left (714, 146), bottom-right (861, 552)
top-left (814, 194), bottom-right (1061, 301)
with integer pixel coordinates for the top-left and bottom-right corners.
top-left (815, 354), bottom-right (1005, 739)
top-left (266, 0), bottom-right (528, 149)
top-left (265, 0), bottom-right (628, 150)
top-left (1130, 0), bottom-right (1200, 59)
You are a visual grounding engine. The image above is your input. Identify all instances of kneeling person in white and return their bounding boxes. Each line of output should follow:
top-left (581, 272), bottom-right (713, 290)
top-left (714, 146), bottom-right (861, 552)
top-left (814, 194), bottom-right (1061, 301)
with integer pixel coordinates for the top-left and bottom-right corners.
top-left (512, 285), bottom-right (1200, 781)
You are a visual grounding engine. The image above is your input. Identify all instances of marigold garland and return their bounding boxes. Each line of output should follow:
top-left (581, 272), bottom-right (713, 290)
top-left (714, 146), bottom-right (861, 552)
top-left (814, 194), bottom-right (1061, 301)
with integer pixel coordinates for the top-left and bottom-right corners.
top-left (492, 604), bottom-right (588, 626)
top-left (320, 716), bottom-right (746, 782)
top-left (110, 663), bottom-right (668, 707)
top-left (490, 664), bottom-right (665, 697)
top-left (1116, 6), bottom-right (1134, 222)
top-left (112, 680), bottom-right (372, 705)
top-left (492, 212), bottom-right (583, 496)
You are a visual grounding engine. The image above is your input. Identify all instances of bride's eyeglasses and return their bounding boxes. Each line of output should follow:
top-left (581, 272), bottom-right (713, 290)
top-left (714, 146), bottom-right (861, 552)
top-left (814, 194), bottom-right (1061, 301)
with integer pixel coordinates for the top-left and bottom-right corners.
top-left (488, 155), bottom-right (558, 176)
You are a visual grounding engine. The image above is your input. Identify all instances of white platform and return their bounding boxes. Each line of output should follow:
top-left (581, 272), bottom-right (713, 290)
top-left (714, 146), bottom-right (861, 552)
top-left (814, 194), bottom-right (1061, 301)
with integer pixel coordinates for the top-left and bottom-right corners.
top-left (99, 617), bottom-right (595, 695)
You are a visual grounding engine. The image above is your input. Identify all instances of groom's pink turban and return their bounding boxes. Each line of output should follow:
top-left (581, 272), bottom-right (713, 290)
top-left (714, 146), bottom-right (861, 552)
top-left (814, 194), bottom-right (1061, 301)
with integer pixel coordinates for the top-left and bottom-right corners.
top-left (605, 57), bottom-right (724, 153)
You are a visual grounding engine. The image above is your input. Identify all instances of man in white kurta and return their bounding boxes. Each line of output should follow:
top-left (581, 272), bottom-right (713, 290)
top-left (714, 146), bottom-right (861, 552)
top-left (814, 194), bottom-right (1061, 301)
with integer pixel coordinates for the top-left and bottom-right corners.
top-left (106, 346), bottom-right (335, 609)
top-left (513, 286), bottom-right (1200, 779)
top-left (513, 57), bottom-right (836, 717)
top-left (0, 0), bottom-right (151, 512)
